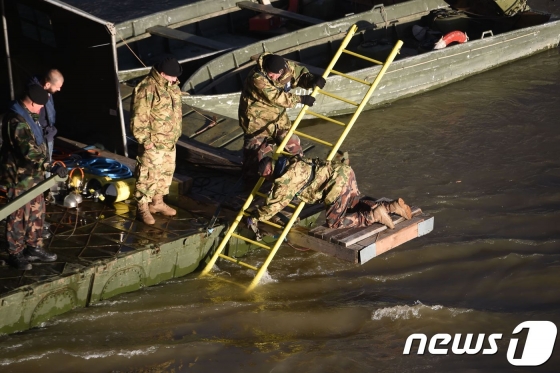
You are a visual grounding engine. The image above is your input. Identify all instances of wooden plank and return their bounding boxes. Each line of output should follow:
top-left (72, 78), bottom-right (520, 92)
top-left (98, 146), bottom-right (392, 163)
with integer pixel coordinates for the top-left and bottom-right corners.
top-left (286, 226), bottom-right (359, 263)
top-left (357, 215), bottom-right (432, 264)
top-left (146, 25), bottom-right (232, 51)
top-left (309, 225), bottom-right (336, 239)
top-left (237, 2), bottom-right (324, 25)
top-left (373, 218), bottom-right (420, 256)
top-left (336, 206), bottom-right (422, 247)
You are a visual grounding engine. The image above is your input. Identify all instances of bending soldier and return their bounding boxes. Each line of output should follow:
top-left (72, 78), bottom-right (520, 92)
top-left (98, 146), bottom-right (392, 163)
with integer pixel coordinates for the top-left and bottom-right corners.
top-left (28, 69), bottom-right (64, 170)
top-left (247, 156), bottom-right (412, 230)
top-left (238, 53), bottom-right (326, 182)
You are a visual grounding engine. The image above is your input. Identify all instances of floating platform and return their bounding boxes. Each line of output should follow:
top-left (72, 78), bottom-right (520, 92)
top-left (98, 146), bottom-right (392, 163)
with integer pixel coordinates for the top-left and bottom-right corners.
top-left (287, 205), bottom-right (433, 264)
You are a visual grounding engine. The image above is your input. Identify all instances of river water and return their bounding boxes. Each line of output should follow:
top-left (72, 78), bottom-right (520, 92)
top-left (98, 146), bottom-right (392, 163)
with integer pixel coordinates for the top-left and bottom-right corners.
top-left (2, 4), bottom-right (560, 373)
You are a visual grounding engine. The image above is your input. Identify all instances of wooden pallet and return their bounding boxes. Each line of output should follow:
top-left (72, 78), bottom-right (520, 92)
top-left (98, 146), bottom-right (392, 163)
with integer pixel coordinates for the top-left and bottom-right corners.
top-left (286, 205), bottom-right (433, 264)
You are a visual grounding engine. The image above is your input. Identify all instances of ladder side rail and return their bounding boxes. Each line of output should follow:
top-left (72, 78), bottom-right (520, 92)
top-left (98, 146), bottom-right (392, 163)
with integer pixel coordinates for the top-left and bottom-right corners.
top-left (326, 40), bottom-right (403, 161)
top-left (247, 201), bottom-right (307, 291)
top-left (201, 177), bottom-right (266, 275)
top-left (274, 24), bottom-right (359, 158)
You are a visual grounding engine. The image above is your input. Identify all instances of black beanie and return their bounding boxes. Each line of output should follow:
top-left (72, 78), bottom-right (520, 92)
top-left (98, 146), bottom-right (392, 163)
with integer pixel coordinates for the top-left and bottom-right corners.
top-left (156, 56), bottom-right (182, 77)
top-left (264, 55), bottom-right (286, 74)
top-left (27, 84), bottom-right (48, 105)
top-left (258, 157), bottom-right (273, 176)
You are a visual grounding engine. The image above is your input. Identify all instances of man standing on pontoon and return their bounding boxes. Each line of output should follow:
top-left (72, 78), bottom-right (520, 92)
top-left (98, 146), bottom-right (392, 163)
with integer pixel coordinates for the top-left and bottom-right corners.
top-left (28, 69), bottom-right (64, 173)
top-left (130, 56), bottom-right (183, 225)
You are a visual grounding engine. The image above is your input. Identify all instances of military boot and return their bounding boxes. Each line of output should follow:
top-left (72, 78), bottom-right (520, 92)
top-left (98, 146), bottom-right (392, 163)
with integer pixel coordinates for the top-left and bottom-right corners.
top-left (7, 251), bottom-right (32, 270)
top-left (385, 198), bottom-right (412, 220)
top-left (137, 202), bottom-right (155, 225)
top-left (149, 194), bottom-right (176, 216)
top-left (24, 246), bottom-right (57, 262)
top-left (373, 204), bottom-right (394, 229)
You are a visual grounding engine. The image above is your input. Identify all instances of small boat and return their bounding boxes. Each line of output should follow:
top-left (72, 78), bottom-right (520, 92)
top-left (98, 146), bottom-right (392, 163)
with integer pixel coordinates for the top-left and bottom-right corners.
top-left (111, 0), bottom-right (378, 82)
top-left (181, 0), bottom-right (559, 120)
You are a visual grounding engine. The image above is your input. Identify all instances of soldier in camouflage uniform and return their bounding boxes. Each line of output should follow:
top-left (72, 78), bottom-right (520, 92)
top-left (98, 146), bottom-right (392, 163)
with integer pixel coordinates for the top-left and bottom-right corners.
top-left (247, 156), bottom-right (412, 230)
top-left (238, 53), bottom-right (326, 183)
top-left (130, 56), bottom-right (183, 225)
top-left (0, 85), bottom-right (60, 270)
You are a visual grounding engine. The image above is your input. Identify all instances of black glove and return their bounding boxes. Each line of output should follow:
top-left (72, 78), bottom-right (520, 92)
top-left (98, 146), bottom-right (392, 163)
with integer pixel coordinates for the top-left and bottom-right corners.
top-left (299, 95), bottom-right (316, 107)
top-left (246, 217), bottom-right (262, 241)
top-left (246, 217), bottom-right (257, 230)
top-left (44, 126), bottom-right (58, 142)
top-left (313, 76), bottom-right (326, 89)
top-left (51, 164), bottom-right (68, 178)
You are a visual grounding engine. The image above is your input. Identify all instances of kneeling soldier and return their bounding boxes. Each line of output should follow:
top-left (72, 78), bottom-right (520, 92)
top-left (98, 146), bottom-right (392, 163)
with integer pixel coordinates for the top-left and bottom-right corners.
top-left (247, 156), bottom-right (412, 231)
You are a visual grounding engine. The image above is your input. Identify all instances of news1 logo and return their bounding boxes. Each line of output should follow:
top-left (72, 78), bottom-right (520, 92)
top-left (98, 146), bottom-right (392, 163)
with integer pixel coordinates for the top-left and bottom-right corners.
top-left (403, 321), bottom-right (557, 366)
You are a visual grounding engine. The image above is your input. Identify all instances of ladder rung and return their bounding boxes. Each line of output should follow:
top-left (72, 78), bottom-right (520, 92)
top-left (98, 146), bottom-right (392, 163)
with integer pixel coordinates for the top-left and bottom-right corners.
top-left (241, 211), bottom-right (285, 229)
top-left (306, 110), bottom-right (347, 126)
top-left (320, 90), bottom-right (360, 106)
top-left (218, 253), bottom-right (259, 271)
top-left (330, 69), bottom-right (372, 86)
top-left (294, 130), bottom-right (334, 147)
top-left (251, 194), bottom-right (296, 210)
top-left (342, 49), bottom-right (383, 65)
top-left (231, 233), bottom-right (272, 250)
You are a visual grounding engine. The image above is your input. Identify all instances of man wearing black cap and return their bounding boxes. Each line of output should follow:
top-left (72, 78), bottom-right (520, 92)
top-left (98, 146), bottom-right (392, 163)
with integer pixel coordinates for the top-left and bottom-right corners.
top-left (28, 69), bottom-right (64, 173)
top-left (0, 85), bottom-right (61, 270)
top-left (130, 55), bottom-right (183, 225)
top-left (238, 53), bottom-right (326, 184)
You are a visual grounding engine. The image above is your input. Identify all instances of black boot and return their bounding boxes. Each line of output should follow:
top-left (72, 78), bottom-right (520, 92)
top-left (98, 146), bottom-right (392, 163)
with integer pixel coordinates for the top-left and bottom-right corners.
top-left (7, 252), bottom-right (32, 270)
top-left (24, 246), bottom-right (57, 262)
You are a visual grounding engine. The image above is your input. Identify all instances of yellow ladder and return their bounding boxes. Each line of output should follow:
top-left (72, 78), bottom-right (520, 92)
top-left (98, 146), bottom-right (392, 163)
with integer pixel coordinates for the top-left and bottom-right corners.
top-left (201, 24), bottom-right (403, 291)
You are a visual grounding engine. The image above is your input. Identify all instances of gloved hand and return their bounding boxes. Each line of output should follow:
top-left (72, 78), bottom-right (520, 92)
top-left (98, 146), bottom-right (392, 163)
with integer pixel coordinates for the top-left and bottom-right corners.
top-left (51, 164), bottom-right (68, 178)
top-left (246, 217), bottom-right (257, 230)
top-left (44, 126), bottom-right (58, 142)
top-left (299, 95), bottom-right (316, 107)
top-left (246, 216), bottom-right (262, 241)
top-left (313, 76), bottom-right (326, 89)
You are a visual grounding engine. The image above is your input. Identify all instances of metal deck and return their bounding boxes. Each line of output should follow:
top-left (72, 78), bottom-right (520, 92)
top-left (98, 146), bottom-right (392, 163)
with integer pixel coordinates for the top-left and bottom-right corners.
top-left (0, 198), bottom-right (224, 334)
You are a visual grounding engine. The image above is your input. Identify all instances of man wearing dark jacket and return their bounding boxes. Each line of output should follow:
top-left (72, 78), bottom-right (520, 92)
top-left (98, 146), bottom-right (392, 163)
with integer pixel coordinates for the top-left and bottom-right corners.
top-left (28, 69), bottom-right (64, 170)
top-left (0, 85), bottom-right (60, 270)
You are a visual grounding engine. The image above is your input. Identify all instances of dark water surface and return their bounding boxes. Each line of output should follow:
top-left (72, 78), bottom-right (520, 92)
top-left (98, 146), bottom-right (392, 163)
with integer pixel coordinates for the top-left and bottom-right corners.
top-left (2, 12), bottom-right (560, 373)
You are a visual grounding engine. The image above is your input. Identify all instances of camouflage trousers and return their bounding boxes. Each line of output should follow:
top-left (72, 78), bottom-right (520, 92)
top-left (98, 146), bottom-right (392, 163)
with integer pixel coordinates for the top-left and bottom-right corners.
top-left (5, 188), bottom-right (45, 254)
top-left (134, 145), bottom-right (176, 204)
top-left (325, 169), bottom-right (381, 228)
top-left (242, 130), bottom-right (302, 183)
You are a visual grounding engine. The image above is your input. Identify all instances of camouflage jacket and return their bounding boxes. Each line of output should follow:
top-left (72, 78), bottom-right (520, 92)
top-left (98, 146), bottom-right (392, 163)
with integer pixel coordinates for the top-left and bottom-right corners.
top-left (0, 104), bottom-right (48, 190)
top-left (238, 53), bottom-right (316, 135)
top-left (254, 157), bottom-right (355, 222)
top-left (130, 67), bottom-right (182, 150)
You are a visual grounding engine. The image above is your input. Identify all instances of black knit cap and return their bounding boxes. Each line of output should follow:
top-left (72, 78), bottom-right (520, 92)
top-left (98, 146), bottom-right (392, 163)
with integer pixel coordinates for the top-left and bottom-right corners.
top-left (156, 56), bottom-right (182, 77)
top-left (258, 157), bottom-right (273, 176)
top-left (27, 84), bottom-right (48, 105)
top-left (264, 54), bottom-right (286, 74)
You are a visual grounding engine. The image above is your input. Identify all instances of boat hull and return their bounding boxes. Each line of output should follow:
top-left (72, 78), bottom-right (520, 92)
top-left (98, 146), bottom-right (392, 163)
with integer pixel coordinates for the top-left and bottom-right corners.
top-left (181, 0), bottom-right (560, 120)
